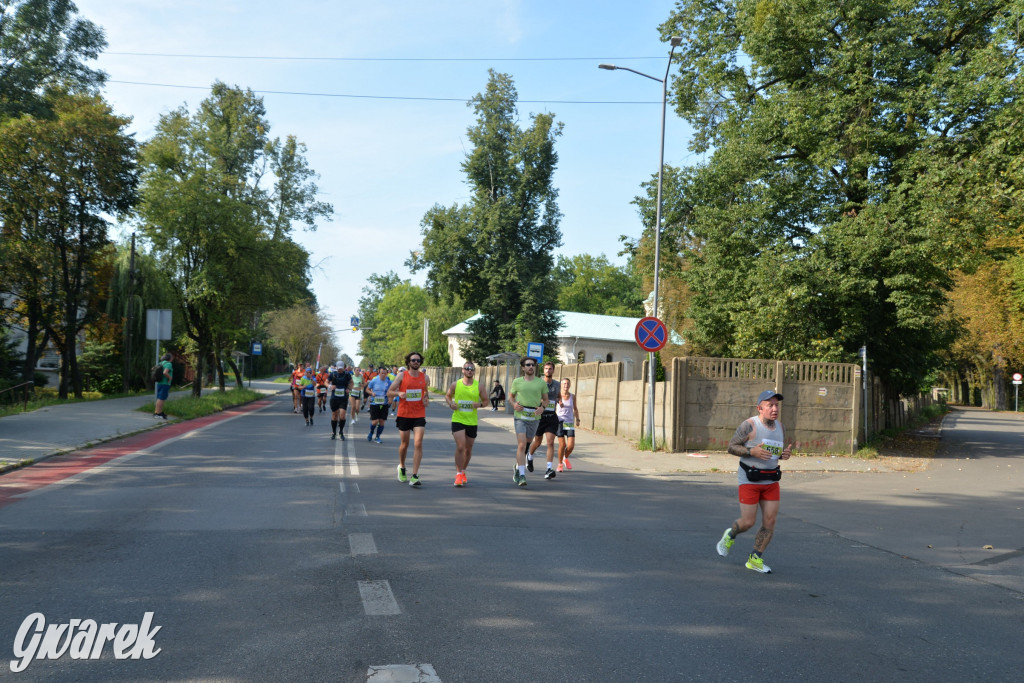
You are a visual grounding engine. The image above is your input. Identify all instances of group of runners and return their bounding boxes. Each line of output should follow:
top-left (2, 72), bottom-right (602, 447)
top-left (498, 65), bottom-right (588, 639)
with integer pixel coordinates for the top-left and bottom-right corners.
top-left (290, 352), bottom-right (788, 574)
top-left (289, 362), bottom-right (401, 437)
top-left (386, 353), bottom-right (582, 489)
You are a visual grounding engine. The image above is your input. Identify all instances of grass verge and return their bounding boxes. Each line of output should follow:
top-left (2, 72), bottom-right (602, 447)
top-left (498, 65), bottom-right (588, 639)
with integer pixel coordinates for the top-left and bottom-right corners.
top-left (138, 388), bottom-right (265, 420)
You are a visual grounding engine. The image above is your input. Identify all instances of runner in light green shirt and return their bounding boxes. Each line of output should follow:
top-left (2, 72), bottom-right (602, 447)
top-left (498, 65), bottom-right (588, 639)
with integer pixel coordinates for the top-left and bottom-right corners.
top-left (508, 357), bottom-right (549, 487)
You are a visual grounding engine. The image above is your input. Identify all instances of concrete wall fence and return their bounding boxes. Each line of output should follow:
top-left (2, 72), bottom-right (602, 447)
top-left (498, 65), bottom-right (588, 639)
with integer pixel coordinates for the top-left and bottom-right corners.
top-left (423, 355), bottom-right (933, 455)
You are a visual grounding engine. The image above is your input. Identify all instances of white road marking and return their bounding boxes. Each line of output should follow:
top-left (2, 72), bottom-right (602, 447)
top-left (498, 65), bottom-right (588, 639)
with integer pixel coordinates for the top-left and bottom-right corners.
top-left (335, 437), bottom-right (360, 476)
top-left (347, 438), bottom-right (360, 475)
top-left (346, 503), bottom-right (367, 517)
top-left (339, 482), bottom-right (360, 494)
top-left (358, 580), bottom-right (401, 615)
top-left (348, 533), bottom-right (377, 555)
top-left (366, 663), bottom-right (441, 682)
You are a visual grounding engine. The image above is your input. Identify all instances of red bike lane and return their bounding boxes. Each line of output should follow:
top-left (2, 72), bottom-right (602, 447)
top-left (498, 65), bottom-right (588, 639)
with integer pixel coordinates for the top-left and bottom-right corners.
top-left (0, 399), bottom-right (272, 510)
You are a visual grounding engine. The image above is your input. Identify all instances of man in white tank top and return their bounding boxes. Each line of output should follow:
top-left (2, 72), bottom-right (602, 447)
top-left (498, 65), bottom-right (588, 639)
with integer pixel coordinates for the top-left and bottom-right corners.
top-left (715, 390), bottom-right (793, 574)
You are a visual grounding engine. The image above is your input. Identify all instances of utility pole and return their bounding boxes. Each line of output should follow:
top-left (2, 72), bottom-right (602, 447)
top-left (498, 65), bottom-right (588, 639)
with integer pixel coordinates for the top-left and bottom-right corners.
top-left (122, 233), bottom-right (136, 393)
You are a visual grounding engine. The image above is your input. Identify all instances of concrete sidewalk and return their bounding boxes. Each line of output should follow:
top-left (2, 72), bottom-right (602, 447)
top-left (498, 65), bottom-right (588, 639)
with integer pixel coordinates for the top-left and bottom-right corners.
top-left (0, 380), bottom-right (287, 472)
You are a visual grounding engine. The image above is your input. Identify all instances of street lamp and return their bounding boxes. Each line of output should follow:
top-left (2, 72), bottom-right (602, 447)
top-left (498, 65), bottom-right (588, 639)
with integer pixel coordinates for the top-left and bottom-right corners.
top-left (600, 36), bottom-right (682, 450)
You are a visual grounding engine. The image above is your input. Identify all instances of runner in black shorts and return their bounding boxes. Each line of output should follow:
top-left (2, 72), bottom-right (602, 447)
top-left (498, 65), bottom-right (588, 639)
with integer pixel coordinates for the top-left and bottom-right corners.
top-left (527, 361), bottom-right (561, 479)
top-left (365, 366), bottom-right (391, 443)
top-left (328, 365), bottom-right (352, 440)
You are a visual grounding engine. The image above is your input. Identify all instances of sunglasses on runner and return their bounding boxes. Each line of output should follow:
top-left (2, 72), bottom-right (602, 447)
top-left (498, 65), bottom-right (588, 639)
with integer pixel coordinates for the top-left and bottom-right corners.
top-left (463, 367), bottom-right (475, 371)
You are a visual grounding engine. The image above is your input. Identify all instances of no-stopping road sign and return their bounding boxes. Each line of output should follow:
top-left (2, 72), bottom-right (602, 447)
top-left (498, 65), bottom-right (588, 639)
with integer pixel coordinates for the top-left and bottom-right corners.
top-left (635, 317), bottom-right (668, 353)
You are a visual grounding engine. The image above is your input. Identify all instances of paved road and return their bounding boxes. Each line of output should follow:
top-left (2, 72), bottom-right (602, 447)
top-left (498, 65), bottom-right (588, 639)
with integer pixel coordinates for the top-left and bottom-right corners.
top-left (0, 398), bottom-right (1021, 681)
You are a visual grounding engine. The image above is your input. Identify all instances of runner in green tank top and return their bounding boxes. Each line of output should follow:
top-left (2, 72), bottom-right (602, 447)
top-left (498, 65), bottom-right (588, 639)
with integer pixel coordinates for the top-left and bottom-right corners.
top-left (445, 362), bottom-right (488, 487)
top-left (349, 367), bottom-right (363, 421)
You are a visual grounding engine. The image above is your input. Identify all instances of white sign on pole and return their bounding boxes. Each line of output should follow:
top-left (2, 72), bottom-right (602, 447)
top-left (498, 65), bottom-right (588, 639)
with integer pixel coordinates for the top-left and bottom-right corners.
top-left (145, 309), bottom-right (172, 340)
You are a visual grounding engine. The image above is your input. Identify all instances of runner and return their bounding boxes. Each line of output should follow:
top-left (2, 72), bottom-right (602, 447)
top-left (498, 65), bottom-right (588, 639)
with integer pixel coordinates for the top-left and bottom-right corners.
top-left (328, 364), bottom-right (353, 440)
top-left (365, 366), bottom-right (391, 443)
top-left (716, 390), bottom-right (793, 574)
top-left (362, 365), bottom-right (376, 412)
top-left (387, 353), bottom-right (429, 487)
top-left (445, 361), bottom-right (488, 487)
top-left (316, 366), bottom-right (330, 413)
top-left (388, 366), bottom-right (399, 416)
top-left (508, 357), bottom-right (548, 487)
top-left (290, 364), bottom-right (305, 413)
top-left (555, 377), bottom-right (581, 472)
top-left (349, 366), bottom-right (363, 422)
top-left (527, 360), bottom-right (560, 479)
top-left (297, 366), bottom-right (317, 426)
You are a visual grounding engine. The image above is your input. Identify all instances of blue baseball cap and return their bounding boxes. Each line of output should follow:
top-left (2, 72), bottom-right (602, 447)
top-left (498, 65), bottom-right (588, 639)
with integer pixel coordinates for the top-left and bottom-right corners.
top-left (756, 390), bottom-right (783, 404)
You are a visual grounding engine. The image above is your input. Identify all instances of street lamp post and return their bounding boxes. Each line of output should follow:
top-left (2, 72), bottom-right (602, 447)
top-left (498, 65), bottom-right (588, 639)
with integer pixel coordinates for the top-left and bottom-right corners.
top-left (600, 36), bottom-right (682, 450)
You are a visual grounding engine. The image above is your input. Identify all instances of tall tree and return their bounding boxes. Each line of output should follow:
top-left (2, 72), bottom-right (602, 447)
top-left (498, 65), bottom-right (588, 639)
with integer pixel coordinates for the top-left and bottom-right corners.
top-left (0, 0), bottom-right (107, 121)
top-left (0, 91), bottom-right (137, 397)
top-left (658, 0), bottom-right (1021, 394)
top-left (138, 82), bottom-right (331, 395)
top-left (410, 70), bottom-right (563, 363)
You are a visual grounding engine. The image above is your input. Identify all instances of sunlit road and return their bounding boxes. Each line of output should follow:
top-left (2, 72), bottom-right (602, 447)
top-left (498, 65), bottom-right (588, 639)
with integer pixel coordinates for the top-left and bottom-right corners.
top-left (1, 396), bottom-right (1021, 681)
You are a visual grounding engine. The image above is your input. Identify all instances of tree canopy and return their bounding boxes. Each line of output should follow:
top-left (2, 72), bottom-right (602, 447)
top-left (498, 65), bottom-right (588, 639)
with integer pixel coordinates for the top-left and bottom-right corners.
top-left (656, 0), bottom-right (1022, 394)
top-left (410, 70), bottom-right (563, 363)
top-left (0, 0), bottom-right (107, 121)
top-left (138, 82), bottom-right (332, 394)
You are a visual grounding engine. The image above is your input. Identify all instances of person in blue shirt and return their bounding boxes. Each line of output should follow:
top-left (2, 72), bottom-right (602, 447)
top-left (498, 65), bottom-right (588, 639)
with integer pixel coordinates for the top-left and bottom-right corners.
top-left (365, 366), bottom-right (392, 443)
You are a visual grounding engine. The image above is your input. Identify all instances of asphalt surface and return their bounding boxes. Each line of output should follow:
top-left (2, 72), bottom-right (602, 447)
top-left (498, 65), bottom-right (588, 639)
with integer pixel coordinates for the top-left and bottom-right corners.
top-left (0, 386), bottom-right (1021, 681)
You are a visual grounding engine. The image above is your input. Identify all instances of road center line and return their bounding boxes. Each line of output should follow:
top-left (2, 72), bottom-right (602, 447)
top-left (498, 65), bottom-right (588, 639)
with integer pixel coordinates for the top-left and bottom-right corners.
top-left (366, 663), bottom-right (441, 682)
top-left (358, 580), bottom-right (400, 615)
top-left (349, 533), bottom-right (377, 555)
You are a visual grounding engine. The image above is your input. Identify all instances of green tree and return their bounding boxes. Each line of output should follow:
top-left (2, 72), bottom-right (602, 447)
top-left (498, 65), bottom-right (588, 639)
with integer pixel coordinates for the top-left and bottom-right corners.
top-left (0, 0), bottom-right (106, 121)
top-left (554, 253), bottom-right (644, 317)
top-left (362, 282), bottom-right (430, 366)
top-left (356, 271), bottom-right (401, 362)
top-left (104, 237), bottom-right (180, 389)
top-left (265, 304), bottom-right (336, 368)
top-left (0, 91), bottom-right (137, 397)
top-left (411, 70), bottom-right (563, 363)
top-left (138, 82), bottom-right (331, 395)
top-left (657, 0), bottom-right (1020, 394)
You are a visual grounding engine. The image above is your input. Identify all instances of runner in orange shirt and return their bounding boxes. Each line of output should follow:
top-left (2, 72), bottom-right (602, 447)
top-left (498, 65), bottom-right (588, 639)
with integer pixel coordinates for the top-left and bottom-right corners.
top-left (386, 352), bottom-right (429, 487)
top-left (290, 364), bottom-right (306, 413)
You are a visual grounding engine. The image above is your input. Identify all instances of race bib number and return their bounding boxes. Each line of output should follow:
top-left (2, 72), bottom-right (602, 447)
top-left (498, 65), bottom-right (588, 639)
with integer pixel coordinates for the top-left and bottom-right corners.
top-left (370, 396), bottom-right (386, 405)
top-left (516, 408), bottom-right (538, 421)
top-left (333, 387), bottom-right (346, 397)
top-left (457, 399), bottom-right (475, 412)
top-left (318, 387), bottom-right (327, 395)
top-left (404, 389), bottom-right (422, 402)
top-left (761, 439), bottom-right (783, 459)
top-left (563, 422), bottom-right (574, 430)
top-left (303, 388), bottom-right (316, 398)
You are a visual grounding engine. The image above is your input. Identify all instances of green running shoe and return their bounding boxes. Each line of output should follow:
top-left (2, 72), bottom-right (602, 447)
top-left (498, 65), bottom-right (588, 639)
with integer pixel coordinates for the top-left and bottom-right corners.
top-left (397, 466), bottom-right (408, 483)
top-left (745, 554), bottom-right (771, 574)
top-left (716, 528), bottom-right (734, 557)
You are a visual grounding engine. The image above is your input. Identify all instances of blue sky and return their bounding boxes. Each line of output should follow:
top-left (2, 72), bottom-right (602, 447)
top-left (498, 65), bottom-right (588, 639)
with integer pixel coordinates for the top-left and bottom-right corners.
top-left (75, 0), bottom-right (697, 363)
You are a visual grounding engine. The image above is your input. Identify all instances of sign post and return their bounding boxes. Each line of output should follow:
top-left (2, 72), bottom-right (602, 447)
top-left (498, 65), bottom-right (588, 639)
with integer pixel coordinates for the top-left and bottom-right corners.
top-left (145, 309), bottom-right (172, 365)
top-left (635, 317), bottom-right (668, 449)
top-left (1014, 372), bottom-right (1022, 412)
